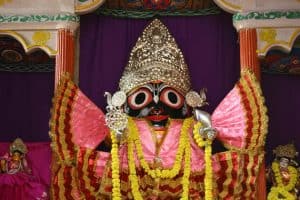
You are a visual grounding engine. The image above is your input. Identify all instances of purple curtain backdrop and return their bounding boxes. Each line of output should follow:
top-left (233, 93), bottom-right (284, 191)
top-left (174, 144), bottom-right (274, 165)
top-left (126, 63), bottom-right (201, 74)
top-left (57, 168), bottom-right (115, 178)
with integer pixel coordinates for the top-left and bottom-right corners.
top-left (261, 74), bottom-right (300, 163)
top-left (0, 72), bottom-right (54, 142)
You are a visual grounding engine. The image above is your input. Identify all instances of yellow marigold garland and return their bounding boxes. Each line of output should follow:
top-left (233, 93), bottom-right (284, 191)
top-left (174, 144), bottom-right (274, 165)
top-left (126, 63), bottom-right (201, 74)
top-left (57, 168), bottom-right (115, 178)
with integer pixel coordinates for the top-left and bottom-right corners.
top-left (193, 122), bottom-right (213, 200)
top-left (127, 117), bottom-right (192, 200)
top-left (204, 141), bottom-right (213, 200)
top-left (127, 117), bottom-right (193, 179)
top-left (110, 130), bottom-right (122, 200)
top-left (267, 162), bottom-right (298, 200)
top-left (110, 117), bottom-right (196, 199)
top-left (128, 136), bottom-right (143, 200)
top-left (193, 122), bottom-right (205, 148)
top-left (181, 133), bottom-right (191, 200)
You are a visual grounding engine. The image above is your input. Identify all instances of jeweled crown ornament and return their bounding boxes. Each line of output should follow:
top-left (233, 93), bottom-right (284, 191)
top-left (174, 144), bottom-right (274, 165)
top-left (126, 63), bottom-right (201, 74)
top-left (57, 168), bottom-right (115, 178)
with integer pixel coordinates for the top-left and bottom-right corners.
top-left (9, 138), bottom-right (28, 154)
top-left (119, 19), bottom-right (191, 95)
top-left (273, 143), bottom-right (298, 159)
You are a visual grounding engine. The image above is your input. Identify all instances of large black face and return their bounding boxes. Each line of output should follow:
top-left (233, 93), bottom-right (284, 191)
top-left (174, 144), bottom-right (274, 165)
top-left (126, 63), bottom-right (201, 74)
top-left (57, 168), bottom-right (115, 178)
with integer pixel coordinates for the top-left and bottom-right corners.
top-left (124, 82), bottom-right (191, 127)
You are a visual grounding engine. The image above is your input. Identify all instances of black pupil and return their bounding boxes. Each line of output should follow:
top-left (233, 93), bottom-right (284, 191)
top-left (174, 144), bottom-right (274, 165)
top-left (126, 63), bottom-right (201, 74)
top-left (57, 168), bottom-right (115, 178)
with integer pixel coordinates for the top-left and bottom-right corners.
top-left (135, 92), bottom-right (146, 105)
top-left (168, 92), bottom-right (178, 104)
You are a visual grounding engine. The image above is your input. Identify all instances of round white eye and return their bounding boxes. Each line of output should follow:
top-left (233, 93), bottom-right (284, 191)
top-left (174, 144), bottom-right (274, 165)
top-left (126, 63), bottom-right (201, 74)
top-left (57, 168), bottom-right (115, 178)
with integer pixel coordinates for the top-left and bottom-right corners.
top-left (160, 88), bottom-right (184, 109)
top-left (127, 88), bottom-right (152, 110)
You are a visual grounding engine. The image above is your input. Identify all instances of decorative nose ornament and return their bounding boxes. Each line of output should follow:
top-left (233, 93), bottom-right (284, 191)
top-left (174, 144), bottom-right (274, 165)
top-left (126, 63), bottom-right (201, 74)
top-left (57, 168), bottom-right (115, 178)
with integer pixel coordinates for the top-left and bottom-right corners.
top-left (153, 95), bottom-right (159, 104)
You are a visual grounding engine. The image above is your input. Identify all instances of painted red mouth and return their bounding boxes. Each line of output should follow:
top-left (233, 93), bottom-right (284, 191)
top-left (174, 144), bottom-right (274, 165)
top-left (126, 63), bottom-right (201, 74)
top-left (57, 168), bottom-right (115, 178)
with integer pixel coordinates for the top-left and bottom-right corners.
top-left (146, 115), bottom-right (169, 122)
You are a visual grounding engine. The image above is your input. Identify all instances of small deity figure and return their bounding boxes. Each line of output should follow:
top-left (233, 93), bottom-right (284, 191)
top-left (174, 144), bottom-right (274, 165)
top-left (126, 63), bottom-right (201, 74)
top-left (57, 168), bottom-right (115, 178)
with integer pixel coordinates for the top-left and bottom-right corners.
top-left (0, 138), bottom-right (31, 174)
top-left (267, 143), bottom-right (300, 200)
top-left (0, 138), bottom-right (48, 200)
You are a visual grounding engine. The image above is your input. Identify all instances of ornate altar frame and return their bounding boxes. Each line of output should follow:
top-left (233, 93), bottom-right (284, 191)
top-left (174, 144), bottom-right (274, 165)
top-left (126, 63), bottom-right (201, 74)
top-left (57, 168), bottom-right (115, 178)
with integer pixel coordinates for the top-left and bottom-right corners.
top-left (1, 0), bottom-right (298, 90)
top-left (1, 0), bottom-right (298, 88)
top-left (0, 0), bottom-right (104, 87)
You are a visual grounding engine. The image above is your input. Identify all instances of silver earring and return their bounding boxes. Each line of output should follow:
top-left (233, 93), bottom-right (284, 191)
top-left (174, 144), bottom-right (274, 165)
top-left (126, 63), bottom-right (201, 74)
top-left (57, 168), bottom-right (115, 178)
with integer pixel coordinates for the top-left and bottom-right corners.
top-left (104, 91), bottom-right (127, 138)
top-left (185, 88), bottom-right (208, 108)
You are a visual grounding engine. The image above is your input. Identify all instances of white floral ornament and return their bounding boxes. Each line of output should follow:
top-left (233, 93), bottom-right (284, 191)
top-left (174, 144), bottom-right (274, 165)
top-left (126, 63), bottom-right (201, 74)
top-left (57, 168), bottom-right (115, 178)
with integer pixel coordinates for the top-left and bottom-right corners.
top-left (111, 91), bottom-right (127, 107)
top-left (185, 88), bottom-right (208, 108)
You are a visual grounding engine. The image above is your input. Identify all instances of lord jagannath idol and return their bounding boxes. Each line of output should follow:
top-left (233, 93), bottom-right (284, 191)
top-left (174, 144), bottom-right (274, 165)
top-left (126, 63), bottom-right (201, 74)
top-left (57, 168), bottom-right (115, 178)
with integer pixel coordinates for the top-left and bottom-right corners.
top-left (50, 19), bottom-right (268, 199)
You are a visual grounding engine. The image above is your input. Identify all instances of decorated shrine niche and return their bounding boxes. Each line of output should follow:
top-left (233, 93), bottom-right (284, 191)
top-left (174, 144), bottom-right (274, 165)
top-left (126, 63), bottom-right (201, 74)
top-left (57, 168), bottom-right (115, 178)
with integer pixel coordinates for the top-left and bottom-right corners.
top-left (0, 36), bottom-right (55, 73)
top-left (0, 34), bottom-right (56, 142)
top-left (0, 35), bottom-right (54, 200)
top-left (261, 38), bottom-right (300, 75)
top-left (2, 0), bottom-right (300, 200)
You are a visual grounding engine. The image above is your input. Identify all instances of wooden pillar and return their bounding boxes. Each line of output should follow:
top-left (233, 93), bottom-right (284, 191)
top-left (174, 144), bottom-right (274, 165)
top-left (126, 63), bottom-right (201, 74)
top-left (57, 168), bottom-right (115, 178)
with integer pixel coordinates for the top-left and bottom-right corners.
top-left (51, 29), bottom-right (75, 198)
top-left (239, 29), bottom-right (261, 81)
top-left (239, 28), bottom-right (266, 200)
top-left (55, 29), bottom-right (75, 88)
top-left (257, 160), bottom-right (267, 200)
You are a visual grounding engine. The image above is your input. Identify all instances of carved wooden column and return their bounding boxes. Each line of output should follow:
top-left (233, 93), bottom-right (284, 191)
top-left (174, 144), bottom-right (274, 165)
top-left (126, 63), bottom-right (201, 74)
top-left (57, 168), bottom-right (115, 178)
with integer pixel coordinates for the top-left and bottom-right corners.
top-left (239, 29), bottom-right (261, 81)
top-left (55, 29), bottom-right (75, 88)
top-left (257, 159), bottom-right (267, 200)
top-left (239, 28), bottom-right (265, 200)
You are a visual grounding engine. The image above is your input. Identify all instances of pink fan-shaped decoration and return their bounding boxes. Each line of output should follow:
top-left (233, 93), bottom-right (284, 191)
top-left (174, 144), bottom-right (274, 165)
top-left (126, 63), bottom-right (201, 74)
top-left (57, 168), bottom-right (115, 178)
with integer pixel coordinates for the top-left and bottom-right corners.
top-left (212, 86), bottom-right (247, 149)
top-left (50, 75), bottom-right (109, 151)
top-left (212, 70), bottom-right (268, 150)
top-left (71, 90), bottom-right (109, 149)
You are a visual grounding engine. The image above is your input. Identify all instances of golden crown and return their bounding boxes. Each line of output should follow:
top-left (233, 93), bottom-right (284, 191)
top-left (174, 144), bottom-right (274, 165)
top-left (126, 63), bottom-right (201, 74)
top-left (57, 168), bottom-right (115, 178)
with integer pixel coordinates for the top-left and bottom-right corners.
top-left (273, 143), bottom-right (298, 159)
top-left (9, 138), bottom-right (28, 154)
top-left (119, 19), bottom-right (191, 95)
